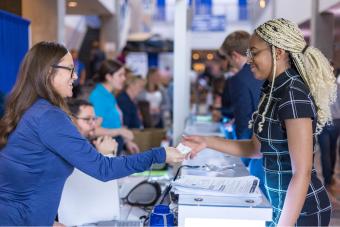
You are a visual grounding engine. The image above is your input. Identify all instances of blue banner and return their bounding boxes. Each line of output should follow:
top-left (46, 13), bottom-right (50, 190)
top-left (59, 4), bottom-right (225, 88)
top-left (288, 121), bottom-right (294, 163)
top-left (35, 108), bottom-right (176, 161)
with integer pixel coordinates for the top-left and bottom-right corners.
top-left (189, 0), bottom-right (212, 15)
top-left (238, 0), bottom-right (248, 20)
top-left (0, 10), bottom-right (30, 94)
top-left (191, 15), bottom-right (225, 32)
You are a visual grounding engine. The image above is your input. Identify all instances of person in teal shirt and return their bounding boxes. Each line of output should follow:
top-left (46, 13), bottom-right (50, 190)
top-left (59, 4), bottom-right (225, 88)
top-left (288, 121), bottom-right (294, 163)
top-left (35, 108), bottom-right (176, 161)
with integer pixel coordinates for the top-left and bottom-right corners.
top-left (89, 60), bottom-right (140, 153)
top-left (90, 83), bottom-right (122, 129)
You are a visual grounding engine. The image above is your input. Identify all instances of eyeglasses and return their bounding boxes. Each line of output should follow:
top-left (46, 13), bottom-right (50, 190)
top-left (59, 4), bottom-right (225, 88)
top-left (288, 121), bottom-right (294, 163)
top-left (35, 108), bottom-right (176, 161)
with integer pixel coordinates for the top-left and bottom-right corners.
top-left (74, 116), bottom-right (98, 124)
top-left (51, 64), bottom-right (75, 78)
top-left (246, 48), bottom-right (270, 61)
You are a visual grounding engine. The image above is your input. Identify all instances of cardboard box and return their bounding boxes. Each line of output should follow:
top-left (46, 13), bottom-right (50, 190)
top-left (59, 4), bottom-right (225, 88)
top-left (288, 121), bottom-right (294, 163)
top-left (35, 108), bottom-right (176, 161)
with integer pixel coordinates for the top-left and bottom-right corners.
top-left (132, 128), bottom-right (166, 151)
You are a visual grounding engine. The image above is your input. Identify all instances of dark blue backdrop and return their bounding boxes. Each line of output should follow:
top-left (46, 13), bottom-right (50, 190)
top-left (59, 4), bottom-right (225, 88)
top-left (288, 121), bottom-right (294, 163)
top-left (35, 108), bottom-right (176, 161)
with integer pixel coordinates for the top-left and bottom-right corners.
top-left (0, 10), bottom-right (30, 94)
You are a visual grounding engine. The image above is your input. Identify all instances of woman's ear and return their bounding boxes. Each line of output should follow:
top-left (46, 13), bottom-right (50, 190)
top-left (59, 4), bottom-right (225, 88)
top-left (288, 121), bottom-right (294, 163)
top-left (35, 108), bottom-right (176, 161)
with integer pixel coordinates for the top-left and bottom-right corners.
top-left (230, 51), bottom-right (240, 60)
top-left (105, 73), bottom-right (112, 82)
top-left (275, 48), bottom-right (286, 61)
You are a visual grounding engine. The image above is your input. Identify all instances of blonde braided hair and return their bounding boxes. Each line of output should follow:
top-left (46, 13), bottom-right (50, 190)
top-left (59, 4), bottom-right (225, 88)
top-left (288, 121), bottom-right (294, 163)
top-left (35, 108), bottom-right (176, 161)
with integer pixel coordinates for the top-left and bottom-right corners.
top-left (253, 18), bottom-right (337, 134)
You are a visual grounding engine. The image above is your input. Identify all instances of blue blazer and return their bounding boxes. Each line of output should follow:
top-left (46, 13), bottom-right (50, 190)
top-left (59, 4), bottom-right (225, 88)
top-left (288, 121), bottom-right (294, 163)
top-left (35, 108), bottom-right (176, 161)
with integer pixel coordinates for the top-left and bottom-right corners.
top-left (0, 99), bottom-right (165, 225)
top-left (228, 64), bottom-right (263, 139)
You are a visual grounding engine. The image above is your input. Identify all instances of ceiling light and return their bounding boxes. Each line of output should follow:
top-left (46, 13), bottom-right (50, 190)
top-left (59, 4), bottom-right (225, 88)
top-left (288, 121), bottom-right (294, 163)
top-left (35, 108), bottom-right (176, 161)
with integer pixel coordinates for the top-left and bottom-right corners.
top-left (259, 0), bottom-right (266, 8)
top-left (193, 53), bottom-right (200, 60)
top-left (207, 53), bottom-right (214, 60)
top-left (68, 1), bottom-right (78, 7)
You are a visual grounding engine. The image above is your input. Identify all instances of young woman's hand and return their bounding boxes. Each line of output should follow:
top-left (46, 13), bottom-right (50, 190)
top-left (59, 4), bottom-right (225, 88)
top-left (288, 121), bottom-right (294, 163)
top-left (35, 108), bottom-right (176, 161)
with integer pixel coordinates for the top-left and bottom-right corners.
top-left (165, 147), bottom-right (186, 164)
top-left (93, 136), bottom-right (117, 156)
top-left (181, 135), bottom-right (207, 159)
top-left (126, 140), bottom-right (140, 154)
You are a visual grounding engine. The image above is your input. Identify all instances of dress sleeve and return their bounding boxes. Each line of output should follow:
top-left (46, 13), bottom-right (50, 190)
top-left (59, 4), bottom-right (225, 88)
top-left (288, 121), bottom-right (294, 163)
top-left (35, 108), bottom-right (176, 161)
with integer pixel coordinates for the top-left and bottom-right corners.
top-left (278, 86), bottom-right (316, 121)
top-left (37, 109), bottom-right (166, 182)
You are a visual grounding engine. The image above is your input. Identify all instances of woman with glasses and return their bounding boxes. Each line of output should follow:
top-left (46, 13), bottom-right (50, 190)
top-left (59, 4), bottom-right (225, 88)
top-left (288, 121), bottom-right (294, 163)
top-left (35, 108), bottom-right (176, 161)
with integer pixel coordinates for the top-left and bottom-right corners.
top-left (89, 59), bottom-right (140, 154)
top-left (183, 18), bottom-right (336, 226)
top-left (0, 41), bottom-right (185, 225)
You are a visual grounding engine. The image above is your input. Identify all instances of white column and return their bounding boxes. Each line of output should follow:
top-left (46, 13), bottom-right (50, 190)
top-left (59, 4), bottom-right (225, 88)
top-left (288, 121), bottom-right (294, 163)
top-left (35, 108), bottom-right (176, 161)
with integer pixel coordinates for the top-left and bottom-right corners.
top-left (271, 0), bottom-right (276, 19)
top-left (22, 0), bottom-right (65, 45)
top-left (311, 0), bottom-right (335, 59)
top-left (310, 0), bottom-right (319, 47)
top-left (57, 0), bottom-right (65, 44)
top-left (173, 0), bottom-right (191, 144)
top-left (99, 0), bottom-right (120, 58)
top-left (100, 14), bottom-right (119, 59)
top-left (128, 0), bottom-right (143, 33)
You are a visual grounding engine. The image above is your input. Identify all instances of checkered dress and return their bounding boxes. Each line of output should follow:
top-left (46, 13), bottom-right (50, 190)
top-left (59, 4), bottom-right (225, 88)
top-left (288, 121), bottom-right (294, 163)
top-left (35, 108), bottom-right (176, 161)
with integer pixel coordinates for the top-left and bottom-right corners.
top-left (252, 69), bottom-right (331, 226)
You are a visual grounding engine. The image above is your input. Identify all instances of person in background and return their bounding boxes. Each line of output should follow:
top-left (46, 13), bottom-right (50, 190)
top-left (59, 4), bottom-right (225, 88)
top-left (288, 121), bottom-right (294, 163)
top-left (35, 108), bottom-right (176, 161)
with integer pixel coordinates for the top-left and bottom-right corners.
top-left (68, 99), bottom-right (117, 156)
top-left (197, 60), bottom-right (223, 113)
top-left (317, 69), bottom-right (340, 206)
top-left (158, 69), bottom-right (173, 129)
top-left (167, 79), bottom-right (174, 119)
top-left (184, 18), bottom-right (335, 226)
top-left (117, 76), bottom-right (145, 129)
top-left (210, 93), bottom-right (222, 123)
top-left (117, 46), bottom-right (128, 64)
top-left (217, 51), bottom-right (235, 119)
top-left (198, 60), bottom-right (223, 89)
top-left (70, 49), bottom-right (86, 98)
top-left (219, 30), bottom-right (266, 195)
top-left (89, 59), bottom-right (140, 154)
top-left (88, 40), bottom-right (106, 81)
top-left (0, 41), bottom-right (185, 225)
top-left (139, 68), bottom-right (167, 128)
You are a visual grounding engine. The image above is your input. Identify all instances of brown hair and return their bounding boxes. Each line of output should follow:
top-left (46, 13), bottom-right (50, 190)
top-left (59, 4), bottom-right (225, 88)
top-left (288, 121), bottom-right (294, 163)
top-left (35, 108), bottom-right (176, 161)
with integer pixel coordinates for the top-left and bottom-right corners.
top-left (68, 99), bottom-right (93, 116)
top-left (145, 67), bottom-right (160, 92)
top-left (93, 59), bottom-right (124, 83)
top-left (219, 30), bottom-right (250, 57)
top-left (125, 75), bottom-right (145, 88)
top-left (0, 41), bottom-right (69, 149)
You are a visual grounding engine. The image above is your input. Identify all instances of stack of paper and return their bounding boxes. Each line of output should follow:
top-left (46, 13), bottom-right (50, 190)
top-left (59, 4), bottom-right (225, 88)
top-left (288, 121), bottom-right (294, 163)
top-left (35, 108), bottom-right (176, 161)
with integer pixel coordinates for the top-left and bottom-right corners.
top-left (172, 175), bottom-right (261, 197)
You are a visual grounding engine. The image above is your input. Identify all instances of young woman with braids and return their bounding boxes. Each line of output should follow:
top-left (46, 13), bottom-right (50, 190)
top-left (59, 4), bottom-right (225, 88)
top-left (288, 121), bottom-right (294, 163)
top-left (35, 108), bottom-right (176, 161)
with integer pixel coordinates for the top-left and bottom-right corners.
top-left (183, 18), bottom-right (336, 226)
top-left (0, 41), bottom-right (185, 225)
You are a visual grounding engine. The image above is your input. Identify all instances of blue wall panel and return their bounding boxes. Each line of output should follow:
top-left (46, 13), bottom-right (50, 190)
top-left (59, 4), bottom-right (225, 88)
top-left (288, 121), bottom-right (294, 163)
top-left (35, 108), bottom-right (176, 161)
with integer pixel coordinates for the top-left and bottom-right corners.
top-left (0, 10), bottom-right (30, 94)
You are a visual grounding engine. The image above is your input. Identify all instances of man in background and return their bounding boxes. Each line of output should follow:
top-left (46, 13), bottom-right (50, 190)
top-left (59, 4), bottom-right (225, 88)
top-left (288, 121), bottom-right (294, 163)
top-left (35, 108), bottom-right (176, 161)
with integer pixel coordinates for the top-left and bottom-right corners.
top-left (68, 99), bottom-right (117, 156)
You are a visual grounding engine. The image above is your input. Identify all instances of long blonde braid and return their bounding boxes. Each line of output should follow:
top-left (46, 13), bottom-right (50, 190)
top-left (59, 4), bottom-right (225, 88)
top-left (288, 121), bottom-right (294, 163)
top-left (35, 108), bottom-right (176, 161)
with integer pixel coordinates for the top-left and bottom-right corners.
top-left (254, 18), bottom-right (337, 134)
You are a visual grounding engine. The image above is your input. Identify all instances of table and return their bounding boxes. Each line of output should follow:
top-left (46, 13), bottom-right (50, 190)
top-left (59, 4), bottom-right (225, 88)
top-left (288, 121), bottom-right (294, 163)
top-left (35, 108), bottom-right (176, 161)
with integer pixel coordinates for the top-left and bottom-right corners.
top-left (176, 119), bottom-right (272, 226)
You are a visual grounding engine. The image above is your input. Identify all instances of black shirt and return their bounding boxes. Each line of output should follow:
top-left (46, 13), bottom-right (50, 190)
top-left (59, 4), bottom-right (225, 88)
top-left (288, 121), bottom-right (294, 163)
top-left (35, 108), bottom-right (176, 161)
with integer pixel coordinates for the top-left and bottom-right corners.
top-left (117, 91), bottom-right (141, 129)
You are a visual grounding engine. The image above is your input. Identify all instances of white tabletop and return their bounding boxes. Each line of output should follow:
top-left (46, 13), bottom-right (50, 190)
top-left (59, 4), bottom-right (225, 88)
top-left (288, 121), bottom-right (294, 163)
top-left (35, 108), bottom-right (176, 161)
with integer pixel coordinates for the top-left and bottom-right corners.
top-left (177, 119), bottom-right (272, 226)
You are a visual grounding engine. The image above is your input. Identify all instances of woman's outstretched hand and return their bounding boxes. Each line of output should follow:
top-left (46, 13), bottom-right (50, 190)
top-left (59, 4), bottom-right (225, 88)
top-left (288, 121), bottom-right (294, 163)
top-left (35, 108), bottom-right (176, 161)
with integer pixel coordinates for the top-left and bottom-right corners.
top-left (181, 135), bottom-right (208, 159)
top-left (165, 147), bottom-right (186, 165)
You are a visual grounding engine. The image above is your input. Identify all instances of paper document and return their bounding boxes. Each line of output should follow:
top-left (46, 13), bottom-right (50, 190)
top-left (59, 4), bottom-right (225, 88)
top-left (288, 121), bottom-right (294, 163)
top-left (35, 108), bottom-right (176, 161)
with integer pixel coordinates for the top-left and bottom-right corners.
top-left (173, 175), bottom-right (260, 197)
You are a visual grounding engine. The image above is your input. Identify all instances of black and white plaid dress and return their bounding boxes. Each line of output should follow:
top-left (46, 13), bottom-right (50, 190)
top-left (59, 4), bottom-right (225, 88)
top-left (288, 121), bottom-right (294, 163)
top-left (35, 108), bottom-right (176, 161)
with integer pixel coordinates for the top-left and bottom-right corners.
top-left (252, 68), bottom-right (331, 226)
